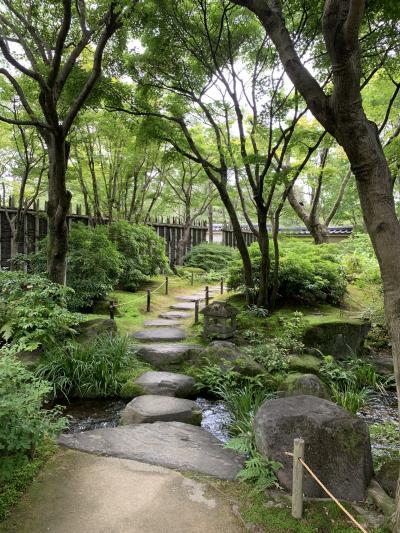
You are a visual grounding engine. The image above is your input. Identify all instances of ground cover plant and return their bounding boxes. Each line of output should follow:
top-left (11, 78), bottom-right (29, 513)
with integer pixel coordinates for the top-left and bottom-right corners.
top-left (0, 271), bottom-right (81, 352)
top-left (35, 333), bottom-right (138, 400)
top-left (0, 352), bottom-right (66, 484)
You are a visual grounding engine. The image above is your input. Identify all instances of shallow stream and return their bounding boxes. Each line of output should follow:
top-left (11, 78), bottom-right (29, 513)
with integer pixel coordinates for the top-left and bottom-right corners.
top-left (62, 396), bottom-right (232, 442)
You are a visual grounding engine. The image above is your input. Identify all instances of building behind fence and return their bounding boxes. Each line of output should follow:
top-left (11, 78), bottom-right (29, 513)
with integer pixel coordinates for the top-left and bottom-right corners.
top-left (0, 199), bottom-right (353, 269)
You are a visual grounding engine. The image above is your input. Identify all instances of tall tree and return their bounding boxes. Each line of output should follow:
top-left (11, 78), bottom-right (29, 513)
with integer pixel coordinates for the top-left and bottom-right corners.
top-left (0, 0), bottom-right (134, 283)
top-left (230, 0), bottom-right (400, 528)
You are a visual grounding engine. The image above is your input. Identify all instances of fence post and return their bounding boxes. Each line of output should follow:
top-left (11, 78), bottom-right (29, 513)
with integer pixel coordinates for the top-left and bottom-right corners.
top-left (220, 277), bottom-right (224, 294)
top-left (194, 300), bottom-right (199, 324)
top-left (292, 438), bottom-right (305, 519)
top-left (205, 285), bottom-right (209, 306)
top-left (109, 300), bottom-right (116, 320)
top-left (165, 276), bottom-right (169, 295)
top-left (146, 289), bottom-right (151, 312)
top-left (191, 271), bottom-right (194, 286)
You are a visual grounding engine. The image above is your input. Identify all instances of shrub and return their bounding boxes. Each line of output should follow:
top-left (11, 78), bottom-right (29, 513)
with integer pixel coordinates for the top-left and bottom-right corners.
top-left (0, 271), bottom-right (81, 351)
top-left (0, 352), bottom-right (66, 482)
top-left (228, 239), bottom-right (347, 305)
top-left (36, 333), bottom-right (135, 400)
top-left (184, 243), bottom-right (237, 272)
top-left (29, 223), bottom-right (123, 310)
top-left (108, 221), bottom-right (168, 291)
top-left (330, 384), bottom-right (370, 413)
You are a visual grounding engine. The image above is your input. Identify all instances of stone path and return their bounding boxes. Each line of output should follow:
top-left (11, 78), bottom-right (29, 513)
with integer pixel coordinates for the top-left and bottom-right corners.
top-left (0, 450), bottom-right (245, 533)
top-left (59, 422), bottom-right (243, 480)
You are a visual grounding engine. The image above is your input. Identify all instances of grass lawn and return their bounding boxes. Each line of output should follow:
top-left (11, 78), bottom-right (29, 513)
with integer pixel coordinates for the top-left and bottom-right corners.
top-left (82, 274), bottom-right (227, 339)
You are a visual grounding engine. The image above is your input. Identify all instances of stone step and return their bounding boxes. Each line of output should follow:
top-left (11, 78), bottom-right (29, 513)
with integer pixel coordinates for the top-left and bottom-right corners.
top-left (134, 370), bottom-right (196, 397)
top-left (132, 344), bottom-right (203, 368)
top-left (119, 395), bottom-right (202, 426)
top-left (170, 302), bottom-right (197, 311)
top-left (59, 421), bottom-right (243, 480)
top-left (143, 319), bottom-right (182, 327)
top-left (176, 296), bottom-right (203, 302)
top-left (159, 311), bottom-right (192, 320)
top-left (131, 328), bottom-right (187, 342)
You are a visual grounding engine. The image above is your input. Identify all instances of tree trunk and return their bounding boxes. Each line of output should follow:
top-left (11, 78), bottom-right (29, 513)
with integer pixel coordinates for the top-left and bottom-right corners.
top-left (219, 186), bottom-right (254, 299)
top-left (46, 134), bottom-right (71, 285)
top-left (310, 222), bottom-right (330, 244)
top-left (257, 207), bottom-right (270, 307)
top-left (176, 222), bottom-right (191, 266)
top-left (208, 203), bottom-right (213, 243)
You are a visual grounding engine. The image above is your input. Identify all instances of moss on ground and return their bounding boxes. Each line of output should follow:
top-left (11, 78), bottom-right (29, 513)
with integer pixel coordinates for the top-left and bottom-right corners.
top-left (0, 440), bottom-right (58, 522)
top-left (182, 473), bottom-right (388, 533)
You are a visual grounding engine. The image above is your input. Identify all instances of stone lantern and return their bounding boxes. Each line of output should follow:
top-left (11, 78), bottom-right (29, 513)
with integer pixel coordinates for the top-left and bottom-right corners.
top-left (201, 301), bottom-right (239, 339)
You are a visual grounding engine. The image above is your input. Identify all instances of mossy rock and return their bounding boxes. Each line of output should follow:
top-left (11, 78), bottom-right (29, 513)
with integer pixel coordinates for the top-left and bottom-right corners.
top-left (376, 457), bottom-right (400, 498)
top-left (198, 341), bottom-right (264, 377)
top-left (288, 354), bottom-right (321, 375)
top-left (76, 318), bottom-right (117, 342)
top-left (303, 320), bottom-right (371, 359)
top-left (120, 381), bottom-right (145, 399)
top-left (280, 373), bottom-right (330, 399)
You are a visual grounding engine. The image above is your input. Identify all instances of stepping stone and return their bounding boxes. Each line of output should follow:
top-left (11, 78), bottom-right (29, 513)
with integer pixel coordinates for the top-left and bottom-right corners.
top-left (176, 296), bottom-right (203, 302)
top-left (170, 302), bottom-right (196, 311)
top-left (120, 395), bottom-right (202, 425)
top-left (132, 328), bottom-right (186, 342)
top-left (59, 421), bottom-right (244, 480)
top-left (143, 319), bottom-right (181, 327)
top-left (159, 311), bottom-right (191, 319)
top-left (134, 370), bottom-right (196, 397)
top-left (133, 343), bottom-right (203, 367)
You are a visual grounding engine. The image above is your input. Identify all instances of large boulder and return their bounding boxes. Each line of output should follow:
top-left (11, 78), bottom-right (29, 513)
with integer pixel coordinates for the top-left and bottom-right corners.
top-left (199, 340), bottom-right (263, 376)
top-left (120, 395), bottom-right (202, 426)
top-left (134, 371), bottom-right (196, 398)
top-left (279, 373), bottom-right (329, 399)
top-left (254, 395), bottom-right (373, 500)
top-left (376, 458), bottom-right (400, 499)
top-left (77, 318), bottom-right (117, 341)
top-left (288, 355), bottom-right (322, 375)
top-left (303, 320), bottom-right (370, 359)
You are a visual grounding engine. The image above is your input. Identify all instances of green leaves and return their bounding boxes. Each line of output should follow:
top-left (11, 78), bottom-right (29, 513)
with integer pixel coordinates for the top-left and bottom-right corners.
top-left (0, 271), bottom-right (81, 351)
top-left (0, 353), bottom-right (67, 482)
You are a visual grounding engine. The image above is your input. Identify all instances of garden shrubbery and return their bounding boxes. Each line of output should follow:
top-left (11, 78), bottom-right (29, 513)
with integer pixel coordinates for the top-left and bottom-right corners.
top-left (36, 333), bottom-right (138, 400)
top-left (0, 352), bottom-right (66, 483)
top-left (183, 243), bottom-right (236, 272)
top-left (0, 271), bottom-right (81, 351)
top-left (228, 239), bottom-right (347, 305)
top-left (29, 221), bottom-right (168, 310)
top-left (108, 220), bottom-right (168, 291)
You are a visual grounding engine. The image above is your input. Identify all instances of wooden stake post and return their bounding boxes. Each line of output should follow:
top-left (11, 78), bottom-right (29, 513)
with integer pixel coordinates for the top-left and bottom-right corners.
top-left (205, 286), bottom-right (209, 306)
top-left (220, 277), bottom-right (224, 294)
top-left (194, 300), bottom-right (199, 324)
top-left (165, 276), bottom-right (169, 295)
top-left (146, 289), bottom-right (151, 312)
top-left (292, 438), bottom-right (305, 519)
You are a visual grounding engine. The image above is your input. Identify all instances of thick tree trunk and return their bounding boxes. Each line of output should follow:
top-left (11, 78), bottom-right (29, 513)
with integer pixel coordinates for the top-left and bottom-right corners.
top-left (310, 222), bottom-right (329, 244)
top-left (46, 134), bottom-right (71, 285)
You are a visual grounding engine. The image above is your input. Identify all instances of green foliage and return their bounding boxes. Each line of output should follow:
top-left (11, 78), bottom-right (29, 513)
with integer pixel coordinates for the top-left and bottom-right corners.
top-left (29, 223), bottom-right (123, 310)
top-left (108, 221), bottom-right (168, 291)
top-left (0, 439), bottom-right (57, 522)
top-left (320, 356), bottom-right (381, 390)
top-left (35, 333), bottom-right (135, 400)
top-left (369, 421), bottom-right (399, 470)
top-left (184, 243), bottom-right (236, 272)
top-left (330, 384), bottom-right (370, 413)
top-left (0, 353), bottom-right (66, 483)
top-left (228, 239), bottom-right (347, 305)
top-left (338, 234), bottom-right (381, 287)
top-left (219, 383), bottom-right (280, 491)
top-left (245, 343), bottom-right (289, 373)
top-left (0, 271), bottom-right (81, 351)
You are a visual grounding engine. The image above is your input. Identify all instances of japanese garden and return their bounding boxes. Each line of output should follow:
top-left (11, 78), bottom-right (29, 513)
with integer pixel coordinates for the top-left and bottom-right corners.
top-left (1, 1), bottom-right (400, 532)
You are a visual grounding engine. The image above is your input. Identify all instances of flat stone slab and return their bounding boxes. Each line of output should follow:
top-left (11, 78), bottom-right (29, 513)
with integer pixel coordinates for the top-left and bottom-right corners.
top-left (120, 395), bottom-right (202, 425)
top-left (159, 311), bottom-right (192, 319)
top-left (170, 302), bottom-right (197, 311)
top-left (176, 296), bottom-right (203, 302)
top-left (143, 319), bottom-right (181, 327)
top-left (134, 370), bottom-right (196, 397)
top-left (59, 422), bottom-right (243, 480)
top-left (133, 343), bottom-right (202, 367)
top-left (132, 328), bottom-right (186, 342)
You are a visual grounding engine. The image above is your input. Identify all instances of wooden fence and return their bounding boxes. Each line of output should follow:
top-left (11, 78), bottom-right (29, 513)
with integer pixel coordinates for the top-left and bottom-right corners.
top-left (0, 200), bottom-right (208, 268)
